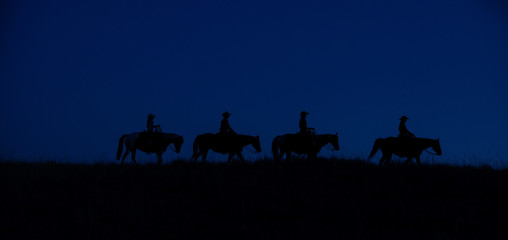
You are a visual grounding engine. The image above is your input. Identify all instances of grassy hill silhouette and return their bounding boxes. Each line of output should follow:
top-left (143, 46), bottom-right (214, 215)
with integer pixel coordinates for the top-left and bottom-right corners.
top-left (1, 158), bottom-right (507, 239)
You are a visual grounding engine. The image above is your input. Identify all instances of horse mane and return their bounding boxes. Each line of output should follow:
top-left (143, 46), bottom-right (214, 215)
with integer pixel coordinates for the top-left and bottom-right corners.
top-left (231, 134), bottom-right (257, 141)
top-left (161, 133), bottom-right (182, 141)
top-left (240, 134), bottom-right (256, 138)
top-left (387, 136), bottom-right (436, 143)
top-left (414, 137), bottom-right (438, 144)
top-left (317, 133), bottom-right (335, 138)
top-left (316, 133), bottom-right (339, 142)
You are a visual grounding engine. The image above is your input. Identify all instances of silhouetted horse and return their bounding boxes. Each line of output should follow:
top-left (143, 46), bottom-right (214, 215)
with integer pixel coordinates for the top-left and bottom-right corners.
top-left (116, 132), bottom-right (184, 165)
top-left (190, 134), bottom-right (261, 163)
top-left (368, 137), bottom-right (442, 165)
top-left (272, 133), bottom-right (340, 161)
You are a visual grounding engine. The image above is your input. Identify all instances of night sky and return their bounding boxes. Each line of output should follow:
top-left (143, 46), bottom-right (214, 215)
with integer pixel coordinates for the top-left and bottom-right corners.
top-left (1, 0), bottom-right (507, 167)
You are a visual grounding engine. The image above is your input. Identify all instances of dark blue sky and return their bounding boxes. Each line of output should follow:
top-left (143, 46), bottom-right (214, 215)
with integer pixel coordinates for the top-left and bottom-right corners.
top-left (1, 0), bottom-right (507, 166)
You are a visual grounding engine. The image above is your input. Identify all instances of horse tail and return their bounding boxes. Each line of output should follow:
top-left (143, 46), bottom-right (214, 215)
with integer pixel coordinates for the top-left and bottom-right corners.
top-left (368, 138), bottom-right (382, 159)
top-left (116, 134), bottom-right (127, 160)
top-left (272, 136), bottom-right (280, 161)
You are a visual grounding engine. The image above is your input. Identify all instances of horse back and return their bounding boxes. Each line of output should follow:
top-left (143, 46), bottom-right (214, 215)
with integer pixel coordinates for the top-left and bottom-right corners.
top-left (195, 133), bottom-right (250, 153)
top-left (135, 132), bottom-right (169, 153)
top-left (194, 133), bottom-right (216, 145)
top-left (278, 133), bottom-right (315, 154)
top-left (383, 137), bottom-right (426, 157)
top-left (193, 133), bottom-right (226, 153)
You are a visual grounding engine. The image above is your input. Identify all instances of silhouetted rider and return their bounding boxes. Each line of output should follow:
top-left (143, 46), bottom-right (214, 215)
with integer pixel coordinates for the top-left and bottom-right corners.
top-left (147, 113), bottom-right (161, 134)
top-left (398, 115), bottom-right (415, 138)
top-left (299, 111), bottom-right (315, 135)
top-left (219, 112), bottom-right (236, 135)
top-left (146, 113), bottom-right (161, 149)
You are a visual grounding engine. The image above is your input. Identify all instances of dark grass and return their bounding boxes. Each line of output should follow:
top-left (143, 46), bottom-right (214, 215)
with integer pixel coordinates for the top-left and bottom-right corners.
top-left (1, 158), bottom-right (508, 239)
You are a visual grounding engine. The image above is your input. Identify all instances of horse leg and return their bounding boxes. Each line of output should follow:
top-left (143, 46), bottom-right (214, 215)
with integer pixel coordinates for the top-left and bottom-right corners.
top-left (285, 152), bottom-right (291, 161)
top-left (191, 150), bottom-right (201, 162)
top-left (202, 150), bottom-right (209, 163)
top-left (274, 150), bottom-right (283, 161)
top-left (379, 154), bottom-right (385, 166)
top-left (385, 153), bottom-right (392, 164)
top-left (156, 152), bottom-right (163, 165)
top-left (379, 153), bottom-right (392, 166)
top-left (227, 153), bottom-right (235, 164)
top-left (131, 149), bottom-right (137, 165)
top-left (237, 152), bottom-right (246, 163)
top-left (121, 149), bottom-right (131, 165)
top-left (406, 155), bottom-right (421, 165)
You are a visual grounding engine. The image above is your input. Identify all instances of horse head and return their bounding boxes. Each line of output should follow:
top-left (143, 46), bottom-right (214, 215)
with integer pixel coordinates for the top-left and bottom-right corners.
top-left (432, 138), bottom-right (442, 155)
top-left (330, 133), bottom-right (340, 151)
top-left (317, 133), bottom-right (340, 151)
top-left (173, 135), bottom-right (184, 153)
top-left (252, 135), bottom-right (262, 153)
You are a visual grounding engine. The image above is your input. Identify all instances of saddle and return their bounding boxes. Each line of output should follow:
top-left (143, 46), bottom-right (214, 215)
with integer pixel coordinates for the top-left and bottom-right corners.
top-left (215, 132), bottom-right (236, 142)
top-left (295, 132), bottom-right (316, 144)
top-left (297, 128), bottom-right (316, 137)
top-left (396, 135), bottom-right (416, 146)
top-left (140, 131), bottom-right (163, 143)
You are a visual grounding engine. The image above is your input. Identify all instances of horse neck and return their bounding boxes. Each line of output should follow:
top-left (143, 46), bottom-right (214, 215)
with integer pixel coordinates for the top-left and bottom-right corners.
top-left (161, 133), bottom-right (179, 143)
top-left (316, 134), bottom-right (332, 148)
top-left (237, 135), bottom-right (255, 146)
top-left (415, 138), bottom-right (435, 150)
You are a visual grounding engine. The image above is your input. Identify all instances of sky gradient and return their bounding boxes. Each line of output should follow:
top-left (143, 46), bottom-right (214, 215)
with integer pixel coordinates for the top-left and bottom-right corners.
top-left (1, 0), bottom-right (507, 166)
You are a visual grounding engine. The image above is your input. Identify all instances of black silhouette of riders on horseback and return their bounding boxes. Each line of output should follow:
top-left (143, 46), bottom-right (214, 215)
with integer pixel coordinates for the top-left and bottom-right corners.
top-left (297, 111), bottom-right (316, 149)
top-left (398, 115), bottom-right (415, 139)
top-left (146, 113), bottom-right (161, 148)
top-left (219, 112), bottom-right (237, 135)
top-left (147, 113), bottom-right (161, 133)
top-left (299, 111), bottom-right (315, 135)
